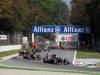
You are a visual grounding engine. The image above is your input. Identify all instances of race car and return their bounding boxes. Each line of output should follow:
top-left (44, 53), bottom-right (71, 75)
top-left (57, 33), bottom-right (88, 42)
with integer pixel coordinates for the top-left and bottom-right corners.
top-left (23, 53), bottom-right (41, 60)
top-left (19, 48), bottom-right (41, 60)
top-left (43, 54), bottom-right (70, 65)
top-left (43, 45), bottom-right (51, 51)
top-left (19, 49), bottom-right (27, 56)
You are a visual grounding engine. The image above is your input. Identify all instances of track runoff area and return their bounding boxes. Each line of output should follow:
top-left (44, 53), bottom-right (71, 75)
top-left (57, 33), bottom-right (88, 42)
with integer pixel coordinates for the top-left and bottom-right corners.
top-left (1, 25), bottom-right (100, 74)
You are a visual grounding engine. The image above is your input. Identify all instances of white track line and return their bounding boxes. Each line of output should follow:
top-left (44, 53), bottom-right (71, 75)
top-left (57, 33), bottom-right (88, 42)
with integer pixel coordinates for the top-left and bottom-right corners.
top-left (72, 49), bottom-right (77, 64)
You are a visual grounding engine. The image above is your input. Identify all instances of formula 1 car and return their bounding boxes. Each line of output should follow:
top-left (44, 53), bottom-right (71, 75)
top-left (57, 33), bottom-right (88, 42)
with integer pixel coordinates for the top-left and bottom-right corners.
top-left (19, 48), bottom-right (41, 60)
top-left (23, 53), bottom-right (41, 60)
top-left (42, 46), bottom-right (51, 51)
top-left (19, 49), bottom-right (27, 56)
top-left (43, 54), bottom-right (70, 65)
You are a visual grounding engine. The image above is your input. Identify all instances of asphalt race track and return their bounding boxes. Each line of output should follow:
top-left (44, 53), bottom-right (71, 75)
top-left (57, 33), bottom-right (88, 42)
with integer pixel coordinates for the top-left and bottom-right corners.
top-left (0, 49), bottom-right (100, 72)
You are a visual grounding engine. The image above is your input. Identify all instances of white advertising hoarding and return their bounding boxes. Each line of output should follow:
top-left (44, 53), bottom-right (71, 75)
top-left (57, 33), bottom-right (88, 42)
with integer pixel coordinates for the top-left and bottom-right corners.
top-left (55, 34), bottom-right (78, 48)
top-left (65, 34), bottom-right (78, 42)
top-left (22, 37), bottom-right (28, 44)
top-left (56, 33), bottom-right (78, 42)
top-left (0, 35), bottom-right (7, 40)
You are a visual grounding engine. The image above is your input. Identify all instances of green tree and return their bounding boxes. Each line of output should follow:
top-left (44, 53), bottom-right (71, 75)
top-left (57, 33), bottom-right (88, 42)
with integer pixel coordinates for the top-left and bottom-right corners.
top-left (71, 0), bottom-right (100, 49)
top-left (0, 0), bottom-right (30, 32)
top-left (0, 0), bottom-right (69, 40)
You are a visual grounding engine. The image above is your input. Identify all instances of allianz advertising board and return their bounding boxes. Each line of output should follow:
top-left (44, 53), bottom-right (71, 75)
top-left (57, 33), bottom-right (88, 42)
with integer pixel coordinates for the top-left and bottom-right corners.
top-left (32, 25), bottom-right (90, 34)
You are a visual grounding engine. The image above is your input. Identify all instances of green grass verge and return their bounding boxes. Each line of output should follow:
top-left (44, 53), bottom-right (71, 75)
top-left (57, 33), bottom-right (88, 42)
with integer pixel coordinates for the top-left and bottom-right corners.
top-left (0, 49), bottom-right (20, 57)
top-left (0, 65), bottom-right (100, 75)
top-left (77, 50), bottom-right (100, 59)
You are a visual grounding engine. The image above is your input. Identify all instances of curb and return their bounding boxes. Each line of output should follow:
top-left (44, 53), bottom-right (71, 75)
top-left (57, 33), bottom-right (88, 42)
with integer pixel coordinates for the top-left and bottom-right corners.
top-left (0, 53), bottom-right (19, 61)
top-left (0, 65), bottom-right (100, 75)
top-left (74, 64), bottom-right (100, 68)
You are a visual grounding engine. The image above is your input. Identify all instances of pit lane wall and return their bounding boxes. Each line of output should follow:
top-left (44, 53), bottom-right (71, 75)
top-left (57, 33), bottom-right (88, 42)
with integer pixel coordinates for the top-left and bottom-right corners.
top-left (0, 45), bottom-right (22, 52)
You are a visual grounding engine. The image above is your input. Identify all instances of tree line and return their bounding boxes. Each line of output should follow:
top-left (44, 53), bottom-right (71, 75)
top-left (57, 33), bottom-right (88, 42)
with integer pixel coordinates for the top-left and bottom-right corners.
top-left (0, 0), bottom-right (70, 40)
top-left (71, 0), bottom-right (100, 49)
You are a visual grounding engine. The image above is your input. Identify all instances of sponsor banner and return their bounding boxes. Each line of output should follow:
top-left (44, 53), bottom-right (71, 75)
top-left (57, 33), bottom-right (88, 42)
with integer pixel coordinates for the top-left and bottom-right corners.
top-left (0, 35), bottom-right (7, 40)
top-left (61, 34), bottom-right (78, 42)
top-left (22, 37), bottom-right (28, 44)
top-left (32, 25), bottom-right (90, 34)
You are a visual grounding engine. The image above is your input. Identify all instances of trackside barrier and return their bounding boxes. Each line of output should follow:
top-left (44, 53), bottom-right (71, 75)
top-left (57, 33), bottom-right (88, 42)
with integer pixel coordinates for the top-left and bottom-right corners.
top-left (0, 45), bottom-right (22, 52)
